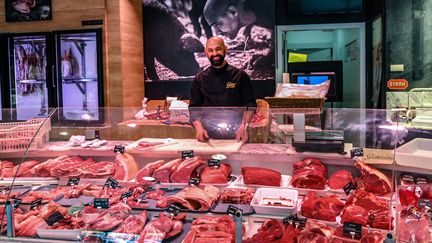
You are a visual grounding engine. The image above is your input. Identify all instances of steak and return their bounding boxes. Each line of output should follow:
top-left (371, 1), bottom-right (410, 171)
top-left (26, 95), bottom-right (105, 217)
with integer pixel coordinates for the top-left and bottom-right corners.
top-left (355, 159), bottom-right (392, 195)
top-left (157, 185), bottom-right (220, 211)
top-left (220, 188), bottom-right (255, 204)
top-left (115, 211), bottom-right (147, 234)
top-left (300, 192), bottom-right (344, 222)
top-left (291, 158), bottom-right (327, 190)
top-left (135, 159), bottom-right (165, 184)
top-left (153, 158), bottom-right (182, 183)
top-left (137, 213), bottom-right (183, 242)
top-left (328, 170), bottom-right (354, 190)
top-left (170, 156), bottom-right (205, 183)
top-left (88, 203), bottom-right (131, 231)
top-left (242, 167), bottom-right (281, 186)
top-left (183, 215), bottom-right (237, 243)
top-left (200, 163), bottom-right (231, 184)
top-left (360, 231), bottom-right (386, 243)
top-left (346, 190), bottom-right (388, 212)
top-left (80, 161), bottom-right (116, 178)
top-left (50, 157), bottom-right (95, 177)
top-left (340, 205), bottom-right (369, 226)
top-left (243, 219), bottom-right (284, 243)
top-left (12, 160), bottom-right (39, 177)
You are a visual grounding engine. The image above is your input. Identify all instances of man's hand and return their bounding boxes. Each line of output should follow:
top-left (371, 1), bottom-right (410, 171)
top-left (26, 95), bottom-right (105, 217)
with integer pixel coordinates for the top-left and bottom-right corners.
top-left (235, 124), bottom-right (249, 144)
top-left (193, 120), bottom-right (209, 142)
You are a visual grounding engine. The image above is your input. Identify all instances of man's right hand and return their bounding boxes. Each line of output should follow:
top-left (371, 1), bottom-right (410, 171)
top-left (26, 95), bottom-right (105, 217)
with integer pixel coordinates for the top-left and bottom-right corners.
top-left (193, 120), bottom-right (209, 142)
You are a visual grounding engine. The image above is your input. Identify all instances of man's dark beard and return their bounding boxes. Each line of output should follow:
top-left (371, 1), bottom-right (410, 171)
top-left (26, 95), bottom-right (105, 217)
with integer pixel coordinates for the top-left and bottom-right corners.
top-left (209, 55), bottom-right (225, 67)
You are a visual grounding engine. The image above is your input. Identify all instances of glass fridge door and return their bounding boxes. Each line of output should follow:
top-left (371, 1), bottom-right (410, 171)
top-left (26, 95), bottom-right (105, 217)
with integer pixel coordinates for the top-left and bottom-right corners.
top-left (56, 29), bottom-right (103, 122)
top-left (8, 34), bottom-right (49, 120)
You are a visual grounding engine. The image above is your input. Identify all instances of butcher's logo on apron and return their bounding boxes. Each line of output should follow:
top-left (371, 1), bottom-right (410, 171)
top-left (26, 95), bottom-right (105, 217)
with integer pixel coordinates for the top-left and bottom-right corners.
top-left (226, 81), bottom-right (236, 89)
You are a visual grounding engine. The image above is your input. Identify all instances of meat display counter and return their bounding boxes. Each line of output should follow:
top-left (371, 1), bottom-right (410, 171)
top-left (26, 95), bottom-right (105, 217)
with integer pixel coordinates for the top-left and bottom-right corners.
top-left (0, 107), bottom-right (431, 242)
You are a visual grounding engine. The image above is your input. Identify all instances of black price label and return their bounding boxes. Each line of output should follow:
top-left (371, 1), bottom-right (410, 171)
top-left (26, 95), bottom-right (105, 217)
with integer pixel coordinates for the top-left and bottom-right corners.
top-left (94, 198), bottom-right (109, 209)
top-left (0, 186), bottom-right (10, 192)
top-left (189, 177), bottom-right (200, 186)
top-left (343, 182), bottom-right (357, 196)
top-left (67, 177), bottom-right (80, 186)
top-left (121, 190), bottom-right (133, 200)
top-left (207, 159), bottom-right (220, 167)
top-left (282, 214), bottom-right (307, 228)
top-left (350, 148), bottom-right (364, 158)
top-left (113, 145), bottom-right (125, 154)
top-left (44, 211), bottom-right (64, 226)
top-left (167, 204), bottom-right (180, 216)
top-left (104, 177), bottom-right (119, 189)
top-left (343, 222), bottom-right (362, 239)
top-left (227, 205), bottom-right (243, 217)
top-left (419, 199), bottom-right (432, 209)
top-left (13, 198), bottom-right (22, 209)
top-left (30, 198), bottom-right (42, 210)
top-left (181, 150), bottom-right (194, 158)
top-left (95, 130), bottom-right (100, 139)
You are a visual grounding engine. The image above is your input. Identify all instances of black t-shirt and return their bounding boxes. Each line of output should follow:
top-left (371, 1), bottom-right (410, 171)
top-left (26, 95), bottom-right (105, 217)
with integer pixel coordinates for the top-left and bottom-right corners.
top-left (189, 63), bottom-right (257, 108)
top-left (189, 63), bottom-right (256, 139)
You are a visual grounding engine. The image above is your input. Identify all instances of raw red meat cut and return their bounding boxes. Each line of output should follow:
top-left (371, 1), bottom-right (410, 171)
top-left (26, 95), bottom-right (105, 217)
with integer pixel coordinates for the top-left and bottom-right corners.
top-left (300, 192), bottom-right (344, 222)
top-left (12, 160), bottom-right (39, 177)
top-left (135, 159), bottom-right (165, 184)
top-left (137, 212), bottom-right (183, 242)
top-left (115, 211), bottom-right (147, 234)
top-left (242, 167), bottom-right (281, 186)
top-left (355, 159), bottom-right (392, 195)
top-left (346, 190), bottom-right (389, 212)
top-left (297, 221), bottom-right (333, 243)
top-left (200, 163), bottom-right (231, 184)
top-left (80, 161), bottom-right (116, 178)
top-left (243, 219), bottom-right (284, 243)
top-left (280, 224), bottom-right (301, 243)
top-left (88, 203), bottom-right (131, 231)
top-left (153, 158), bottom-right (182, 183)
top-left (368, 209), bottom-right (392, 230)
top-left (340, 205), bottom-right (369, 226)
top-left (398, 212), bottom-right (432, 242)
top-left (50, 156), bottom-right (95, 177)
top-left (220, 188), bottom-right (255, 204)
top-left (182, 215), bottom-right (238, 243)
top-left (170, 156), bottom-right (205, 183)
top-left (157, 185), bottom-right (220, 211)
top-left (328, 170), bottom-right (354, 190)
top-left (113, 152), bottom-right (139, 180)
top-left (145, 189), bottom-right (166, 200)
top-left (291, 158), bottom-right (327, 190)
top-left (0, 160), bottom-right (15, 177)
top-left (137, 141), bottom-right (164, 148)
top-left (398, 187), bottom-right (418, 206)
top-left (360, 231), bottom-right (386, 243)
top-left (64, 183), bottom-right (92, 199)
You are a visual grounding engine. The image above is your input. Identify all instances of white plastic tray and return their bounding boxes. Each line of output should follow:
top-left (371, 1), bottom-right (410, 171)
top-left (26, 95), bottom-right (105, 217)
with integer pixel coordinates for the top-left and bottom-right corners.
top-left (37, 229), bottom-right (82, 241)
top-left (233, 175), bottom-right (291, 188)
top-left (251, 188), bottom-right (298, 215)
top-left (395, 138), bottom-right (432, 170)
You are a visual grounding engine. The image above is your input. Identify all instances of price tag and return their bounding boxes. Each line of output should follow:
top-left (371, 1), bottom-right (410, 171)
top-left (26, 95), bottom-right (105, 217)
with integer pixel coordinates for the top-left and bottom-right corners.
top-left (207, 159), bottom-right (220, 167)
top-left (67, 177), bottom-right (80, 186)
top-left (113, 145), bottom-right (125, 154)
top-left (420, 199), bottom-right (432, 209)
top-left (13, 198), bottom-right (22, 209)
top-left (350, 148), bottom-right (364, 158)
top-left (44, 211), bottom-right (64, 226)
top-left (167, 204), bottom-right (180, 216)
top-left (30, 198), bottom-right (42, 210)
top-left (121, 190), bottom-right (133, 200)
top-left (283, 214), bottom-right (307, 228)
top-left (227, 205), bottom-right (243, 217)
top-left (181, 150), bottom-right (194, 159)
top-left (104, 177), bottom-right (119, 189)
top-left (189, 177), bottom-right (200, 186)
top-left (0, 186), bottom-right (10, 192)
top-left (95, 130), bottom-right (100, 139)
top-left (343, 182), bottom-right (357, 195)
top-left (343, 222), bottom-right (362, 239)
top-left (94, 198), bottom-right (109, 209)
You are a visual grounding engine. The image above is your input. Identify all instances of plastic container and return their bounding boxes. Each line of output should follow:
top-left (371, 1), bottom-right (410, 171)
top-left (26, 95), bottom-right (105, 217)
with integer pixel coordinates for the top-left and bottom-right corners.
top-left (251, 188), bottom-right (298, 215)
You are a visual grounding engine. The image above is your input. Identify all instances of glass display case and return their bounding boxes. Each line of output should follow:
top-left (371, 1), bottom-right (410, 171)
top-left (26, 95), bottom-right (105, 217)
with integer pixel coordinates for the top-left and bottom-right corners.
top-left (0, 106), bottom-right (430, 242)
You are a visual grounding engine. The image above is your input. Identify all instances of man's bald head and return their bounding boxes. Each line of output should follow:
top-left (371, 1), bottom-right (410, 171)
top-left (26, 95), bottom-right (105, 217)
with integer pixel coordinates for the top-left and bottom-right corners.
top-left (205, 36), bottom-right (228, 68)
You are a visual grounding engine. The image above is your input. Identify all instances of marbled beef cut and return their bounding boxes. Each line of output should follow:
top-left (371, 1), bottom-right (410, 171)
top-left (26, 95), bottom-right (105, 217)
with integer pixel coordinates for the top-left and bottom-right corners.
top-left (242, 167), bottom-right (281, 186)
top-left (328, 170), bottom-right (354, 189)
top-left (355, 159), bottom-right (392, 195)
top-left (291, 158), bottom-right (327, 190)
top-left (200, 163), bottom-right (231, 184)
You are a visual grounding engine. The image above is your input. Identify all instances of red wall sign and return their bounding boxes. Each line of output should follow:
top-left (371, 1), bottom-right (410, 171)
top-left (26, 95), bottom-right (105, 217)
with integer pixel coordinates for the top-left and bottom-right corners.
top-left (387, 79), bottom-right (409, 90)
